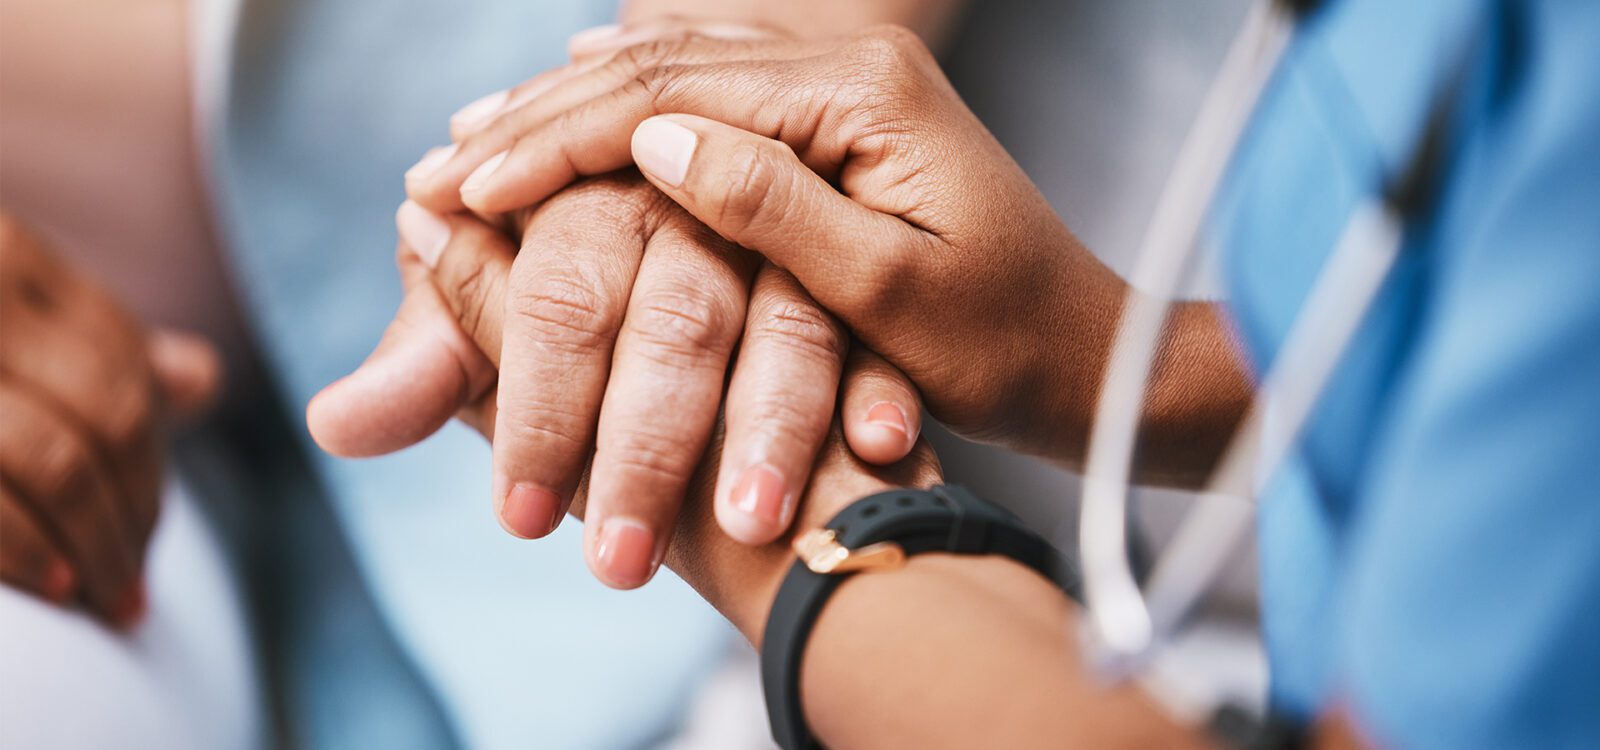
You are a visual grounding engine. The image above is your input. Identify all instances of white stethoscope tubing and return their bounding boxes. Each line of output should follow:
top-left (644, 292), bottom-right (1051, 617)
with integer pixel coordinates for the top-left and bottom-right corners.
top-left (1077, 0), bottom-right (1408, 681)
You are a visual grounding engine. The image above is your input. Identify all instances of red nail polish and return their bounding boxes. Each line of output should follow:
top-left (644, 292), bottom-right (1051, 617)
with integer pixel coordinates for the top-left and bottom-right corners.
top-left (733, 464), bottom-right (787, 525)
top-left (502, 484), bottom-right (562, 539)
top-left (596, 518), bottom-right (657, 589)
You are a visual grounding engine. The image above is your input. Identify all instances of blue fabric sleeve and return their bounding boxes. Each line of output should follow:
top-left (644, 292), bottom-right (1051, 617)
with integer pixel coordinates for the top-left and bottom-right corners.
top-left (1335, 4), bottom-right (1600, 747)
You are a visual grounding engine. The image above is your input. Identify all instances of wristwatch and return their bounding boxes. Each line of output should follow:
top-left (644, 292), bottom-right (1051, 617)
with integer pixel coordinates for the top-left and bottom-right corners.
top-left (759, 484), bottom-right (1080, 750)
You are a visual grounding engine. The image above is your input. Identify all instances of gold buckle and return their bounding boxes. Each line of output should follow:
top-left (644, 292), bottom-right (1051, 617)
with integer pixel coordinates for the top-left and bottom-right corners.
top-left (793, 529), bottom-right (906, 575)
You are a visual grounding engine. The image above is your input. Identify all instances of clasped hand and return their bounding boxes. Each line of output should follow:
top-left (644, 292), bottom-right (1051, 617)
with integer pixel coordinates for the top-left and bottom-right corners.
top-left (312, 20), bottom-right (1229, 624)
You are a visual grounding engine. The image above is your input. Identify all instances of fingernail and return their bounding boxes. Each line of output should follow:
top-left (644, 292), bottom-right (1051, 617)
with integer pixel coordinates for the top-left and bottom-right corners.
top-left (405, 143), bottom-right (458, 183)
top-left (500, 483), bottom-right (562, 539)
top-left (115, 580), bottom-right (147, 628)
top-left (395, 200), bottom-right (451, 268)
top-left (461, 151), bottom-right (509, 194)
top-left (44, 559), bottom-right (76, 603)
top-left (568, 24), bottom-right (623, 53)
top-left (631, 117), bottom-right (697, 187)
top-left (865, 401), bottom-right (912, 448)
top-left (732, 463), bottom-right (788, 526)
top-left (450, 89), bottom-right (508, 132)
top-left (596, 517), bottom-right (657, 588)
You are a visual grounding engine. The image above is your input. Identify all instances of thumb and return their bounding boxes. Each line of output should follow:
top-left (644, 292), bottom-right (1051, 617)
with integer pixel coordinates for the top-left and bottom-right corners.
top-left (147, 329), bottom-right (223, 422)
top-left (629, 114), bottom-right (920, 320)
top-left (307, 203), bottom-right (514, 457)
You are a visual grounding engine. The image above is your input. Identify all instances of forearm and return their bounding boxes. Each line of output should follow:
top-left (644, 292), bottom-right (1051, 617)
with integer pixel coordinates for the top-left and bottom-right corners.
top-left (618, 0), bottom-right (965, 43)
top-left (790, 554), bottom-right (1211, 749)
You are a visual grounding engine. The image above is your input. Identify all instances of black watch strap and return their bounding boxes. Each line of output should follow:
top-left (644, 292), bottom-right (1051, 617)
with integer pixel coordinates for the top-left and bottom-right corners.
top-left (759, 485), bottom-right (1079, 750)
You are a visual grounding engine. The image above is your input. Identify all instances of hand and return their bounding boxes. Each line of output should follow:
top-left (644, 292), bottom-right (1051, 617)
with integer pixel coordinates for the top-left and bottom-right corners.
top-left (0, 215), bottom-right (221, 625)
top-left (308, 175), bottom-right (924, 587)
top-left (404, 25), bottom-right (1251, 482)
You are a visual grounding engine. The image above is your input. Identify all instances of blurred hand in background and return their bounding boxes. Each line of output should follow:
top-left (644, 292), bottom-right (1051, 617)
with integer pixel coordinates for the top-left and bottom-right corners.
top-left (0, 213), bottom-right (221, 626)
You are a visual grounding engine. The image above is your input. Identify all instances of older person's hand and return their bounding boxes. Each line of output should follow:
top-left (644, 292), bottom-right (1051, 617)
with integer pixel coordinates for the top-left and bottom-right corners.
top-left (401, 23), bottom-right (1253, 484)
top-left (0, 214), bottom-right (220, 625)
top-left (309, 172), bottom-right (923, 588)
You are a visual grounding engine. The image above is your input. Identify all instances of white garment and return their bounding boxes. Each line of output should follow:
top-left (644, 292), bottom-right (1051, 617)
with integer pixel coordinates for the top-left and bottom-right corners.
top-left (0, 480), bottom-right (265, 750)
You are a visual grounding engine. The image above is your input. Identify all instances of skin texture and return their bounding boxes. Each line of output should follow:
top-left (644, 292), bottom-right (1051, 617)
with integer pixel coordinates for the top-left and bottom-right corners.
top-left (403, 24), bottom-right (1255, 486)
top-left (378, 20), bottom-right (1371, 748)
top-left (313, 9), bottom-right (959, 589)
top-left (0, 214), bottom-right (220, 626)
top-left (372, 190), bottom-right (1215, 750)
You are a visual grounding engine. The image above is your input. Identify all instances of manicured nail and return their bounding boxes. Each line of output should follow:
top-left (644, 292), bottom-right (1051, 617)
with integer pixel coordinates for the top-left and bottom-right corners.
top-left (405, 143), bottom-right (458, 183)
top-left (631, 117), bottom-right (697, 187)
top-left (461, 151), bottom-right (508, 194)
top-left (500, 483), bottom-right (561, 539)
top-left (450, 89), bottom-right (508, 133)
top-left (115, 580), bottom-right (147, 628)
top-left (865, 401), bottom-right (912, 449)
top-left (568, 24), bottom-right (623, 53)
top-left (44, 559), bottom-right (76, 603)
top-left (733, 463), bottom-right (787, 526)
top-left (596, 517), bottom-right (657, 588)
top-left (395, 200), bottom-right (451, 268)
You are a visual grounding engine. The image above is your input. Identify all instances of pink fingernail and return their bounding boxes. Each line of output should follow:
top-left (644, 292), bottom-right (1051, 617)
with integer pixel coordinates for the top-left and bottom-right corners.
top-left (461, 151), bottom-right (509, 193)
top-left (865, 401), bottom-right (912, 448)
top-left (450, 89), bottom-right (509, 132)
top-left (395, 200), bottom-right (451, 268)
top-left (501, 483), bottom-right (562, 539)
top-left (405, 143), bottom-right (458, 183)
top-left (631, 117), bottom-right (697, 187)
top-left (596, 517), bottom-right (658, 588)
top-left (733, 463), bottom-right (787, 526)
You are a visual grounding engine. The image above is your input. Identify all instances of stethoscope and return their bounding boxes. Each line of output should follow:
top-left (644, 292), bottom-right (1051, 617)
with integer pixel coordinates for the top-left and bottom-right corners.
top-left (1073, 0), bottom-right (1467, 719)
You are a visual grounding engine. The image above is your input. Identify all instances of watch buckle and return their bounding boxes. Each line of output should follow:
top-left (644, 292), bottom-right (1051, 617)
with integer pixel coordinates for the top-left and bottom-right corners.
top-left (794, 529), bottom-right (906, 574)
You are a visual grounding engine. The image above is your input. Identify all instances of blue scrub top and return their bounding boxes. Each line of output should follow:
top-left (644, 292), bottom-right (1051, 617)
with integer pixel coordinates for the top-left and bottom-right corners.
top-left (1213, 0), bottom-right (1600, 747)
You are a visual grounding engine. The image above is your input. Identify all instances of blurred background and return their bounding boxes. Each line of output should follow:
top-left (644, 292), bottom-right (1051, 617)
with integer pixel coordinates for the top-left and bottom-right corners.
top-left (1, 0), bottom-right (1257, 747)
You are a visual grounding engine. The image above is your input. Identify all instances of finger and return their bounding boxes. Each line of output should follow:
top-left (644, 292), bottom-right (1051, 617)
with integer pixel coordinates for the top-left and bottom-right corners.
top-left (0, 383), bottom-right (141, 624)
top-left (630, 113), bottom-right (926, 318)
top-left (148, 329), bottom-right (224, 422)
top-left (714, 265), bottom-right (846, 545)
top-left (0, 482), bottom-right (78, 605)
top-left (446, 57), bottom-right (609, 143)
top-left (584, 216), bottom-right (756, 588)
top-left (0, 251), bottom-right (164, 581)
top-left (408, 201), bottom-right (517, 367)
top-left (568, 19), bottom-right (780, 63)
top-left (413, 37), bottom-right (818, 213)
top-left (306, 206), bottom-right (503, 456)
top-left (839, 346), bottom-right (922, 465)
top-left (490, 178), bottom-right (652, 540)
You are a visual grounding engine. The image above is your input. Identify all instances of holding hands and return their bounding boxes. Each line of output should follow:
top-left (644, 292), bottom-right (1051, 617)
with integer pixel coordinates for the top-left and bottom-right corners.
top-left (314, 19), bottom-right (1246, 596)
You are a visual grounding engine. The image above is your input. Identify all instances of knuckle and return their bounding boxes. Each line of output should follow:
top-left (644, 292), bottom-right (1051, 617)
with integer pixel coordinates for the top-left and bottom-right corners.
top-left (629, 281), bottom-right (741, 368)
top-left (741, 392), bottom-right (826, 449)
top-left (606, 427), bottom-right (698, 486)
top-left (747, 298), bottom-right (845, 363)
top-left (852, 25), bottom-right (928, 70)
top-left (617, 38), bottom-right (685, 73)
top-left (496, 397), bottom-right (591, 456)
top-left (626, 62), bottom-right (681, 109)
top-left (716, 140), bottom-right (793, 242)
top-left (508, 271), bottom-right (615, 354)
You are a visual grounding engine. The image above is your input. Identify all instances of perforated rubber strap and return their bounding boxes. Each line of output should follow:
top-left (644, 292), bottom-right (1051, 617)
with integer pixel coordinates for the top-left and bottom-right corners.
top-left (759, 485), bottom-right (1081, 749)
